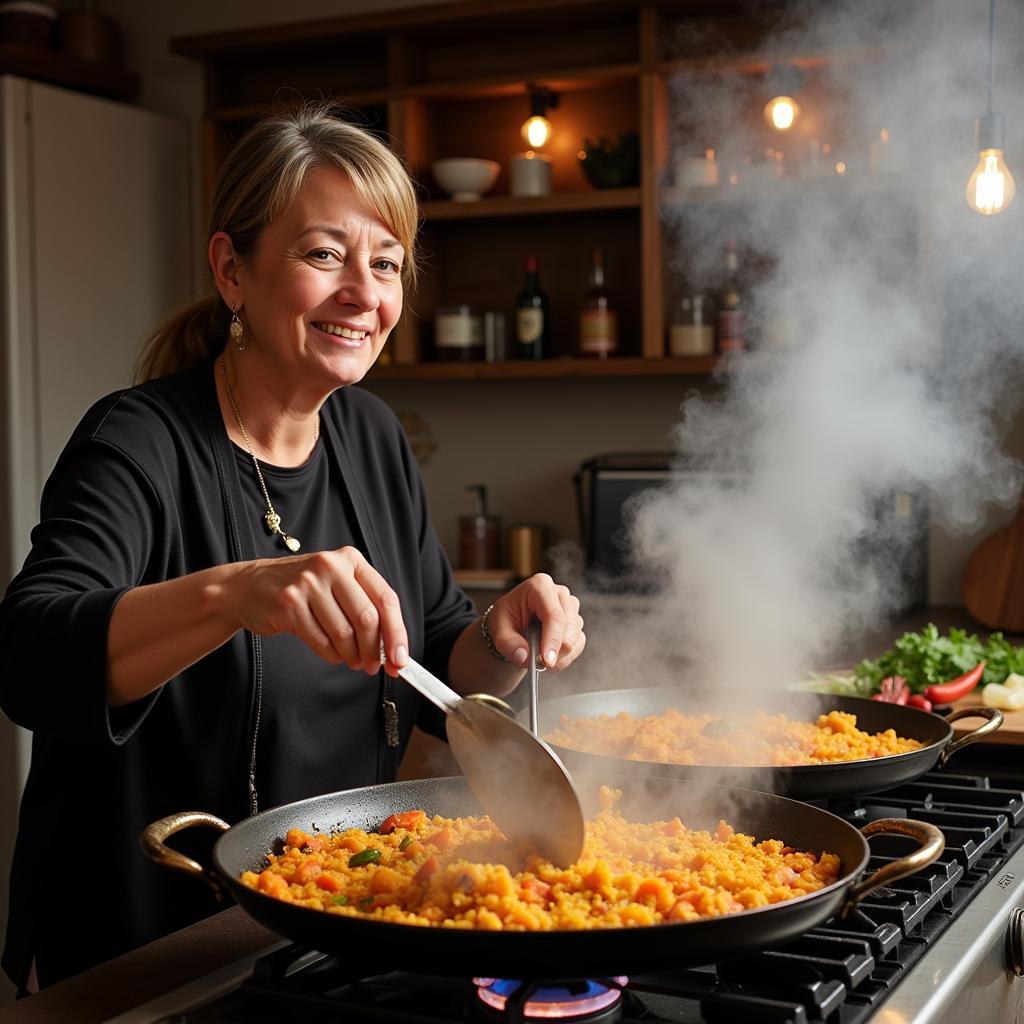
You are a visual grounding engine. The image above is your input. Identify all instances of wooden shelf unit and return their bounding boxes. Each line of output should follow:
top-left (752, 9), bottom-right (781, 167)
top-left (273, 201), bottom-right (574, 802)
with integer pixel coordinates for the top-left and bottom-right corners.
top-left (171, 0), bottom-right (923, 376)
top-left (368, 354), bottom-right (718, 381)
top-left (421, 188), bottom-right (642, 221)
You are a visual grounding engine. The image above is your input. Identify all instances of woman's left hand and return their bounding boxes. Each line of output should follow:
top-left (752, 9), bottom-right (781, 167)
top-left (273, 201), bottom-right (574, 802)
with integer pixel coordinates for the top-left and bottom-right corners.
top-left (486, 574), bottom-right (585, 671)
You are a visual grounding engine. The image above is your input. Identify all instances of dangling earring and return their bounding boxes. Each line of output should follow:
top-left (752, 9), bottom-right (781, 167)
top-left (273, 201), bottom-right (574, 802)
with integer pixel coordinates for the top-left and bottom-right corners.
top-left (229, 305), bottom-right (245, 351)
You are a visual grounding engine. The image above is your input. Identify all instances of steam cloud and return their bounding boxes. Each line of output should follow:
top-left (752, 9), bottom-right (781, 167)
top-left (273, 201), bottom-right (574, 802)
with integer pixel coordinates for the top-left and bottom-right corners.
top-left (562, 0), bottom-right (1024, 696)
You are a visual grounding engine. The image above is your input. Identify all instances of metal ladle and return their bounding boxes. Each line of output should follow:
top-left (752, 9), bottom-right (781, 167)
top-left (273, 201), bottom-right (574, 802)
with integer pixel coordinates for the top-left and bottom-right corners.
top-left (397, 625), bottom-right (584, 866)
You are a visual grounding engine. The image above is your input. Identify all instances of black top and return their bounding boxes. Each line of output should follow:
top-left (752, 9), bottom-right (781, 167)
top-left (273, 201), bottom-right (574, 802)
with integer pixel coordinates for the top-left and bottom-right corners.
top-left (0, 358), bottom-right (476, 988)
top-left (233, 441), bottom-right (379, 807)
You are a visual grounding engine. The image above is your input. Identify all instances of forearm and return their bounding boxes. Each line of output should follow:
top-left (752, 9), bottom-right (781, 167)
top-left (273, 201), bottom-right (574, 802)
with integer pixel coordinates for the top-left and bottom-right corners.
top-left (106, 564), bottom-right (244, 706)
top-left (447, 617), bottom-right (526, 698)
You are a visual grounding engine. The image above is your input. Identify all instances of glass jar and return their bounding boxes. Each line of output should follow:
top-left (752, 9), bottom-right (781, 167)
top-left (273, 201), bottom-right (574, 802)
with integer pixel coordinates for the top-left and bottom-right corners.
top-left (668, 295), bottom-right (714, 356)
top-left (434, 305), bottom-right (484, 361)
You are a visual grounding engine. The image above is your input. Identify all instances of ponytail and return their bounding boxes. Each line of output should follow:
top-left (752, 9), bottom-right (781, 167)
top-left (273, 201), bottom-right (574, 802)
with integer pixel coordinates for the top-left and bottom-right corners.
top-left (134, 294), bottom-right (229, 384)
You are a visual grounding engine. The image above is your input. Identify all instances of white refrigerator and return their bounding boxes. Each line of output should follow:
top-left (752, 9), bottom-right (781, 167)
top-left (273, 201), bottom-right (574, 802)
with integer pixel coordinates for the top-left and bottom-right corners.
top-left (0, 75), bottom-right (190, 999)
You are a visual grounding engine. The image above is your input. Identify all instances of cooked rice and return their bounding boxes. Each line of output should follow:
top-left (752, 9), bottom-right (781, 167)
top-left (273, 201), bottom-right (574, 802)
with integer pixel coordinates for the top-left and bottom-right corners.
top-left (240, 787), bottom-right (841, 931)
top-left (546, 708), bottom-right (923, 767)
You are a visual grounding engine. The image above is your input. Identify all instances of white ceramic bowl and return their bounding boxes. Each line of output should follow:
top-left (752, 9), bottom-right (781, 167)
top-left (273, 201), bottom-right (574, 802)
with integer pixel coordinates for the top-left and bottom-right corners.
top-left (432, 158), bottom-right (500, 201)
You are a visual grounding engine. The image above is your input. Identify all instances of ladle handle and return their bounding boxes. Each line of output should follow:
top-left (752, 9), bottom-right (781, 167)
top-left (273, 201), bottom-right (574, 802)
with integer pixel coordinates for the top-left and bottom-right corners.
top-left (397, 657), bottom-right (462, 715)
top-left (528, 620), bottom-right (541, 736)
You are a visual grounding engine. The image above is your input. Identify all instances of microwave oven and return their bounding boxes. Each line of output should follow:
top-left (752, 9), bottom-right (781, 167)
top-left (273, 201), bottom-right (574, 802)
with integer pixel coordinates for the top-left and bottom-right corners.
top-left (573, 452), bottom-right (928, 613)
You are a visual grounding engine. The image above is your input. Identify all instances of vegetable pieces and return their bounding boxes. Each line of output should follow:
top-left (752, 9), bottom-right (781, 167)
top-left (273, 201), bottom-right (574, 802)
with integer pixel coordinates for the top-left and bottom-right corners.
top-left (854, 624), bottom-right (1024, 700)
top-left (870, 676), bottom-right (909, 704)
top-left (867, 676), bottom-right (935, 711)
top-left (923, 662), bottom-right (986, 705)
top-left (983, 673), bottom-right (1024, 711)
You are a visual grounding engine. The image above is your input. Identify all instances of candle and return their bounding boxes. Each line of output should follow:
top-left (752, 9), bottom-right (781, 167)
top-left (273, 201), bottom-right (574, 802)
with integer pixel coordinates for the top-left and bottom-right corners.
top-left (510, 151), bottom-right (553, 197)
top-left (674, 149), bottom-right (719, 188)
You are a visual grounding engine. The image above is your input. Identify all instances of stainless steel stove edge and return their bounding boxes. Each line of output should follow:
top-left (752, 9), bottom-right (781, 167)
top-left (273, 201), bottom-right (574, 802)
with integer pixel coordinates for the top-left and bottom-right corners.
top-left (877, 841), bottom-right (1024, 1024)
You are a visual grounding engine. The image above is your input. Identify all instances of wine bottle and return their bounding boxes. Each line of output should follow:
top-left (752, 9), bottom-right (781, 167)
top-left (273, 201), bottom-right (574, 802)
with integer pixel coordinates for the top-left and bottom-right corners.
top-left (717, 239), bottom-right (746, 353)
top-left (514, 256), bottom-right (549, 359)
top-left (578, 248), bottom-right (618, 357)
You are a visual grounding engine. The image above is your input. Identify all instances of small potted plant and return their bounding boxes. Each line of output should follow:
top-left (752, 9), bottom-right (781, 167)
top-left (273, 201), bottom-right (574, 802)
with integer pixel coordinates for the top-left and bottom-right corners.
top-left (579, 132), bottom-right (640, 189)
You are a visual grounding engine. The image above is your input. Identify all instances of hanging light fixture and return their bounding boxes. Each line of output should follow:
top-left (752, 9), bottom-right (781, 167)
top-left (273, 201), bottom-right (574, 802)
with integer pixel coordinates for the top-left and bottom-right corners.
top-left (966, 0), bottom-right (1016, 215)
top-left (763, 66), bottom-right (804, 132)
top-left (521, 86), bottom-right (558, 149)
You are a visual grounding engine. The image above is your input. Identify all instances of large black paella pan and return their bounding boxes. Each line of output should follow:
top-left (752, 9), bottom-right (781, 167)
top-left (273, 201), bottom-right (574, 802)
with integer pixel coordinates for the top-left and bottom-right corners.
top-left (142, 774), bottom-right (943, 979)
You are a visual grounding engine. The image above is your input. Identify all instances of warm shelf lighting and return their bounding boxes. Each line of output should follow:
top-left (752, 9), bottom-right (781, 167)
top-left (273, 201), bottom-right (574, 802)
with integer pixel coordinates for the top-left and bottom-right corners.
top-left (521, 86), bottom-right (558, 150)
top-left (522, 115), bottom-right (552, 148)
top-left (762, 65), bottom-right (804, 133)
top-left (966, 0), bottom-right (1016, 215)
top-left (764, 95), bottom-right (800, 131)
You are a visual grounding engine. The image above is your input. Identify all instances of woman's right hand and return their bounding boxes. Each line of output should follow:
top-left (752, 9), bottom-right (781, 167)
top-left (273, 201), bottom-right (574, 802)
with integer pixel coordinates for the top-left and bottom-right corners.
top-left (232, 546), bottom-right (409, 675)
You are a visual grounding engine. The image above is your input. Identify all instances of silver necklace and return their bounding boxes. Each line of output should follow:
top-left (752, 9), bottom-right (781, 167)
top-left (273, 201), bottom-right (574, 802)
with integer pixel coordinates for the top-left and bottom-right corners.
top-left (219, 358), bottom-right (317, 553)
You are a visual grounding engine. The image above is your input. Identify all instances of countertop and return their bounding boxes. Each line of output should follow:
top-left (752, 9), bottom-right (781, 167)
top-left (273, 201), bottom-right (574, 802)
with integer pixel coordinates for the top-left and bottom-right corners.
top-left (1, 604), bottom-right (1018, 1023)
top-left (0, 907), bottom-right (277, 1023)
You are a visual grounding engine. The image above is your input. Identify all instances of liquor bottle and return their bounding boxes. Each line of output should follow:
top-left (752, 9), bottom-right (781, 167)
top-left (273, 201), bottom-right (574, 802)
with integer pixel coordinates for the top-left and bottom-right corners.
top-left (717, 239), bottom-right (746, 353)
top-left (514, 256), bottom-right (549, 359)
top-left (578, 248), bottom-right (618, 358)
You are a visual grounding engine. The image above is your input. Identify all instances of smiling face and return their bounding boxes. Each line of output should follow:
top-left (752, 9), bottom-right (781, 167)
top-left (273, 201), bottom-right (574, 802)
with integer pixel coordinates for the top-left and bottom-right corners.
top-left (233, 165), bottom-right (405, 394)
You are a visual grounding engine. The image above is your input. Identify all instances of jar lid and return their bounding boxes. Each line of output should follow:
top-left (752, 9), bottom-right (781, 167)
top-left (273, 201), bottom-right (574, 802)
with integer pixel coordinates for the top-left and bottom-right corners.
top-left (436, 304), bottom-right (474, 316)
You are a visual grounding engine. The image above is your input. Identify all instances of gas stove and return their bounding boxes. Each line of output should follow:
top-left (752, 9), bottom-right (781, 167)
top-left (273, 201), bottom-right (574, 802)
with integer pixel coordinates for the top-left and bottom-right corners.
top-left (109, 747), bottom-right (1024, 1024)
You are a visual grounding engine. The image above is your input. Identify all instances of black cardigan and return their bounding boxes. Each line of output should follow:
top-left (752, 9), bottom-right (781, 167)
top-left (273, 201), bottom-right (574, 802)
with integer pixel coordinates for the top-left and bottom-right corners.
top-left (0, 358), bottom-right (475, 988)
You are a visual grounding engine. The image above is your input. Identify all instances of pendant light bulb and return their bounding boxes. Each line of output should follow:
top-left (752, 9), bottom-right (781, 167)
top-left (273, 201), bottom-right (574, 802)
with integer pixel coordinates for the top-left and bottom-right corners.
top-left (966, 148), bottom-right (1016, 215)
top-left (966, 113), bottom-right (1016, 215)
top-left (764, 95), bottom-right (800, 132)
top-left (521, 114), bottom-right (553, 149)
top-left (521, 87), bottom-right (558, 150)
top-left (967, 0), bottom-right (1016, 215)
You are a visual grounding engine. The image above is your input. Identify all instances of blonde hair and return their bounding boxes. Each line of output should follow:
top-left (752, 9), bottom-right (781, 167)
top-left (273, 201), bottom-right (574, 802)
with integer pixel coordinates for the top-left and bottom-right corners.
top-left (135, 103), bottom-right (419, 383)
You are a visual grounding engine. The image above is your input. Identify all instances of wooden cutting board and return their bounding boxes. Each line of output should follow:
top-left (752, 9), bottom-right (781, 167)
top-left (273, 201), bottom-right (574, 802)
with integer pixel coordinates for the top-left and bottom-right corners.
top-left (963, 502), bottom-right (1024, 630)
top-left (949, 692), bottom-right (1024, 745)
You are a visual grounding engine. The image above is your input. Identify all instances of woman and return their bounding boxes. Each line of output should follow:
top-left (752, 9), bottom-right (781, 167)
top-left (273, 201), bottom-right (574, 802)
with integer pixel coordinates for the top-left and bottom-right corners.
top-left (0, 104), bottom-right (585, 991)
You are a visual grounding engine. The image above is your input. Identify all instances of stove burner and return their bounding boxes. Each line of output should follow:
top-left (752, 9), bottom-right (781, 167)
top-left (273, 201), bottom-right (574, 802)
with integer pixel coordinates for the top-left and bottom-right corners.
top-left (472, 977), bottom-right (628, 1020)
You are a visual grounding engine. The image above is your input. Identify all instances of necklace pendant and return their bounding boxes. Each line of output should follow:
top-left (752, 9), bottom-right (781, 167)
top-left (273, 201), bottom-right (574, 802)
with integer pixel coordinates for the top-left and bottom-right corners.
top-left (264, 510), bottom-right (282, 534)
top-left (282, 534), bottom-right (301, 553)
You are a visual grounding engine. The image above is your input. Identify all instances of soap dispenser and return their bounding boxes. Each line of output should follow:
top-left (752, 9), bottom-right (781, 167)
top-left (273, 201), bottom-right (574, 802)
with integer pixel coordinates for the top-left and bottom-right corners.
top-left (459, 484), bottom-right (502, 570)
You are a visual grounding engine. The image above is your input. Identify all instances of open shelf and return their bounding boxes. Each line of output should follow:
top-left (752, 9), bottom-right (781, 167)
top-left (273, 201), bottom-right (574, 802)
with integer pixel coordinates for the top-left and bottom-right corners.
top-left (662, 174), bottom-right (912, 206)
top-left (403, 64), bottom-right (642, 101)
top-left (207, 94), bottom-right (392, 122)
top-left (656, 43), bottom-right (898, 80)
top-left (422, 188), bottom-right (641, 221)
top-left (203, 66), bottom-right (639, 122)
top-left (368, 356), bottom-right (718, 382)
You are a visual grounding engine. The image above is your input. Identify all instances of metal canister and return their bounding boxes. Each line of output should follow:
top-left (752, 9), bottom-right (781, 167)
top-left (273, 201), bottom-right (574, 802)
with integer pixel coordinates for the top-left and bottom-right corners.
top-left (508, 523), bottom-right (545, 579)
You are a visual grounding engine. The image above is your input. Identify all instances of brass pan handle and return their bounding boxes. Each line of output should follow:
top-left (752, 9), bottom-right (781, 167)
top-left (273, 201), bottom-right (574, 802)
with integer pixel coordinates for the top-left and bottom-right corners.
top-left (938, 706), bottom-right (1003, 768)
top-left (842, 818), bottom-right (944, 917)
top-left (139, 811), bottom-right (231, 900)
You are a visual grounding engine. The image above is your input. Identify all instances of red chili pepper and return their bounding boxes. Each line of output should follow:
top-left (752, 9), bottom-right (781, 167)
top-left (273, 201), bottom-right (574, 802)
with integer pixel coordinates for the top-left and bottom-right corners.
top-left (923, 662), bottom-right (986, 705)
top-left (871, 676), bottom-right (909, 704)
top-left (907, 693), bottom-right (933, 713)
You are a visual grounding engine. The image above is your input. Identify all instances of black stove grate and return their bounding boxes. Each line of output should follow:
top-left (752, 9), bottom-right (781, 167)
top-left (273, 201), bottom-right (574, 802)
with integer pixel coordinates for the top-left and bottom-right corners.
top-left (167, 763), bottom-right (1024, 1024)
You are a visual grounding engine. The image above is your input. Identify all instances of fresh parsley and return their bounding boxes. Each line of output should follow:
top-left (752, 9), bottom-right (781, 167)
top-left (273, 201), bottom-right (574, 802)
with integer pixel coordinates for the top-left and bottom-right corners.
top-left (852, 623), bottom-right (1024, 694)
